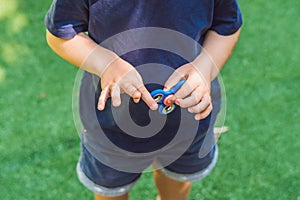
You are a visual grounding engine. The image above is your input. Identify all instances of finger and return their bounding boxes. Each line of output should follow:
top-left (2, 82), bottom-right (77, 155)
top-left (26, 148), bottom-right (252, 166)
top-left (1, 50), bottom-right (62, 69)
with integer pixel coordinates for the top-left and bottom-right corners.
top-left (164, 69), bottom-right (185, 91)
top-left (194, 104), bottom-right (213, 120)
top-left (132, 90), bottom-right (141, 103)
top-left (98, 86), bottom-right (110, 110)
top-left (111, 85), bottom-right (121, 107)
top-left (187, 93), bottom-right (211, 113)
top-left (122, 84), bottom-right (141, 103)
top-left (123, 84), bottom-right (138, 97)
top-left (176, 87), bottom-right (204, 108)
top-left (133, 98), bottom-right (140, 103)
top-left (138, 86), bottom-right (158, 110)
top-left (123, 69), bottom-right (144, 91)
top-left (163, 70), bottom-right (187, 104)
top-left (174, 77), bottom-right (197, 100)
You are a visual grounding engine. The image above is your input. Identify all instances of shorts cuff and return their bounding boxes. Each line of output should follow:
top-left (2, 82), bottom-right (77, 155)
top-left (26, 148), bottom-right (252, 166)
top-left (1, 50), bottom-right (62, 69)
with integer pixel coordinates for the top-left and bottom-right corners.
top-left (160, 145), bottom-right (219, 182)
top-left (76, 162), bottom-right (136, 197)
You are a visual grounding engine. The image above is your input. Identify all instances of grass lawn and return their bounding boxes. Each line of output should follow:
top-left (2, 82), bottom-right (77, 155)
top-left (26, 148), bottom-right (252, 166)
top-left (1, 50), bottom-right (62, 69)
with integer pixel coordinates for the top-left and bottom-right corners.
top-left (0, 0), bottom-right (299, 199)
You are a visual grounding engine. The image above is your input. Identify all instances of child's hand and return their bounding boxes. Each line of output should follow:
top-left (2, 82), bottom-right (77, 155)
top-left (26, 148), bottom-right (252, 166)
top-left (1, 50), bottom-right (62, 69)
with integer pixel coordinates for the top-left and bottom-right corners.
top-left (164, 63), bottom-right (212, 120)
top-left (98, 58), bottom-right (158, 111)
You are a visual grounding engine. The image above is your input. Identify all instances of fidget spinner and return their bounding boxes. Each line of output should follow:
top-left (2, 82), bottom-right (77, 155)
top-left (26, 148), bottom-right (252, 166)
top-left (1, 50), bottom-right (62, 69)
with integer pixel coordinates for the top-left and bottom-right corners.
top-left (151, 80), bottom-right (186, 114)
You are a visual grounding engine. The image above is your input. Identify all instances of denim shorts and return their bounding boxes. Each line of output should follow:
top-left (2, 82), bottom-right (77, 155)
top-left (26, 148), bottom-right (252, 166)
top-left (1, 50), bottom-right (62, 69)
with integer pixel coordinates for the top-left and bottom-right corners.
top-left (77, 133), bottom-right (218, 197)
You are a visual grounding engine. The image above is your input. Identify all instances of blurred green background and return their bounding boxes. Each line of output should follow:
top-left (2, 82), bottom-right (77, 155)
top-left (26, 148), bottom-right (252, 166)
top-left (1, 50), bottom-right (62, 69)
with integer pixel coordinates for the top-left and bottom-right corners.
top-left (0, 0), bottom-right (299, 199)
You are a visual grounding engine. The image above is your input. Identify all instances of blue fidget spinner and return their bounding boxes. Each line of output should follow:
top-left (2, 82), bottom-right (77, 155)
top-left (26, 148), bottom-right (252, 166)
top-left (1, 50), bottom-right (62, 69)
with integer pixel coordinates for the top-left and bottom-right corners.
top-left (151, 80), bottom-right (186, 114)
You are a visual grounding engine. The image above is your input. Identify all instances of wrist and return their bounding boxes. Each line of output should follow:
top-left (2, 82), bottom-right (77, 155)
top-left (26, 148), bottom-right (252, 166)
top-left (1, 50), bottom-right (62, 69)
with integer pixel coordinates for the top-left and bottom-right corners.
top-left (191, 51), bottom-right (219, 82)
top-left (80, 45), bottom-right (119, 77)
top-left (100, 57), bottom-right (133, 79)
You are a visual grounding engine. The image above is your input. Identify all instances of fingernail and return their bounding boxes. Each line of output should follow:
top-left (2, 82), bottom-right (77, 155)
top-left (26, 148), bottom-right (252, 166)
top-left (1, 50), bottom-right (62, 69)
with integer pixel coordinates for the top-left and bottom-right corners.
top-left (113, 100), bottom-right (121, 107)
top-left (195, 115), bottom-right (201, 120)
top-left (151, 103), bottom-right (158, 110)
top-left (133, 98), bottom-right (139, 103)
top-left (98, 106), bottom-right (103, 110)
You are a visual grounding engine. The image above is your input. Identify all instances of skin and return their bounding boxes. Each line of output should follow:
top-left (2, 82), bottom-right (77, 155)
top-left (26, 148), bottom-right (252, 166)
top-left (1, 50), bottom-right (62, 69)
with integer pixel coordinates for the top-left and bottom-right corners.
top-left (95, 193), bottom-right (129, 200)
top-left (46, 28), bottom-right (240, 200)
top-left (154, 170), bottom-right (192, 200)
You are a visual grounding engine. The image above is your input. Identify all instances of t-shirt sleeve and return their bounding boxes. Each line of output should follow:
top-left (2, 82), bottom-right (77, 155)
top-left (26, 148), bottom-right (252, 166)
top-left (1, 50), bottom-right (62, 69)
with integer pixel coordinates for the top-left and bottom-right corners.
top-left (45, 0), bottom-right (89, 39)
top-left (211, 0), bottom-right (243, 35)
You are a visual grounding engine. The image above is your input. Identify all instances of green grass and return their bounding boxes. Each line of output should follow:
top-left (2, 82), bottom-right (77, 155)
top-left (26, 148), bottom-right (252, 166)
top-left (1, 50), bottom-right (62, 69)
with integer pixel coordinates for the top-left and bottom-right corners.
top-left (0, 0), bottom-right (299, 199)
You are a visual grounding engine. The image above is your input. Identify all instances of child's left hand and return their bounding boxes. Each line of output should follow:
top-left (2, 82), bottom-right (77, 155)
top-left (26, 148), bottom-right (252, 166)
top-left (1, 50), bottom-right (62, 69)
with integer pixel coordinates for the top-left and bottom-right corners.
top-left (164, 63), bottom-right (212, 120)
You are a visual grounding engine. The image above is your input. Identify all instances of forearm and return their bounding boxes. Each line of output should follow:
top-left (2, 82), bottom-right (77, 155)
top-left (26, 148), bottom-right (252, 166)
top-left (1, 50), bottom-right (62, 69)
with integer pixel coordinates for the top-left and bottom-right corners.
top-left (46, 30), bottom-right (118, 76)
top-left (192, 29), bottom-right (241, 82)
top-left (46, 30), bottom-right (157, 110)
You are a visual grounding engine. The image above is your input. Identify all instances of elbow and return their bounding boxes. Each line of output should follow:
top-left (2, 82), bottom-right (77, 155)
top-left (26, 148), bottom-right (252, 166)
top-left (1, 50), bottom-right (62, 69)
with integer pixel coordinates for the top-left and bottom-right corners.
top-left (45, 29), bottom-right (67, 54)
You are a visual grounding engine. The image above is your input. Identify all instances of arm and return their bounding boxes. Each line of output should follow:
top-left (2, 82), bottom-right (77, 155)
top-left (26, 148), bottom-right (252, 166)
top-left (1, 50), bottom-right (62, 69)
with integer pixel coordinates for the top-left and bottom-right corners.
top-left (164, 29), bottom-right (241, 120)
top-left (194, 29), bottom-right (241, 81)
top-left (46, 30), bottom-right (158, 110)
top-left (46, 30), bottom-right (98, 69)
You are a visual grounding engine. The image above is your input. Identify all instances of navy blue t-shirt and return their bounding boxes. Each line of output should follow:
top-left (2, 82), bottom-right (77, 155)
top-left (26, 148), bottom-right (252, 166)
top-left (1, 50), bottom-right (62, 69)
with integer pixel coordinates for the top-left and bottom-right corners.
top-left (45, 0), bottom-right (242, 160)
top-left (45, 0), bottom-right (242, 39)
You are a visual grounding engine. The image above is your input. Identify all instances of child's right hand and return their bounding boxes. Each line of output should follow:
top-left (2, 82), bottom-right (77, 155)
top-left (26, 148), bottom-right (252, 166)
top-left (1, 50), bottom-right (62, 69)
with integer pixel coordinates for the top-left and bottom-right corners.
top-left (97, 58), bottom-right (158, 111)
top-left (45, 31), bottom-right (157, 111)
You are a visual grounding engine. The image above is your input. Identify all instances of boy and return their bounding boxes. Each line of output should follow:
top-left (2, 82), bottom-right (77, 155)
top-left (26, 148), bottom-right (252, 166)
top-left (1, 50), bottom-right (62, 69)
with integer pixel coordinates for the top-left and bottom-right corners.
top-left (45, 1), bottom-right (242, 199)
